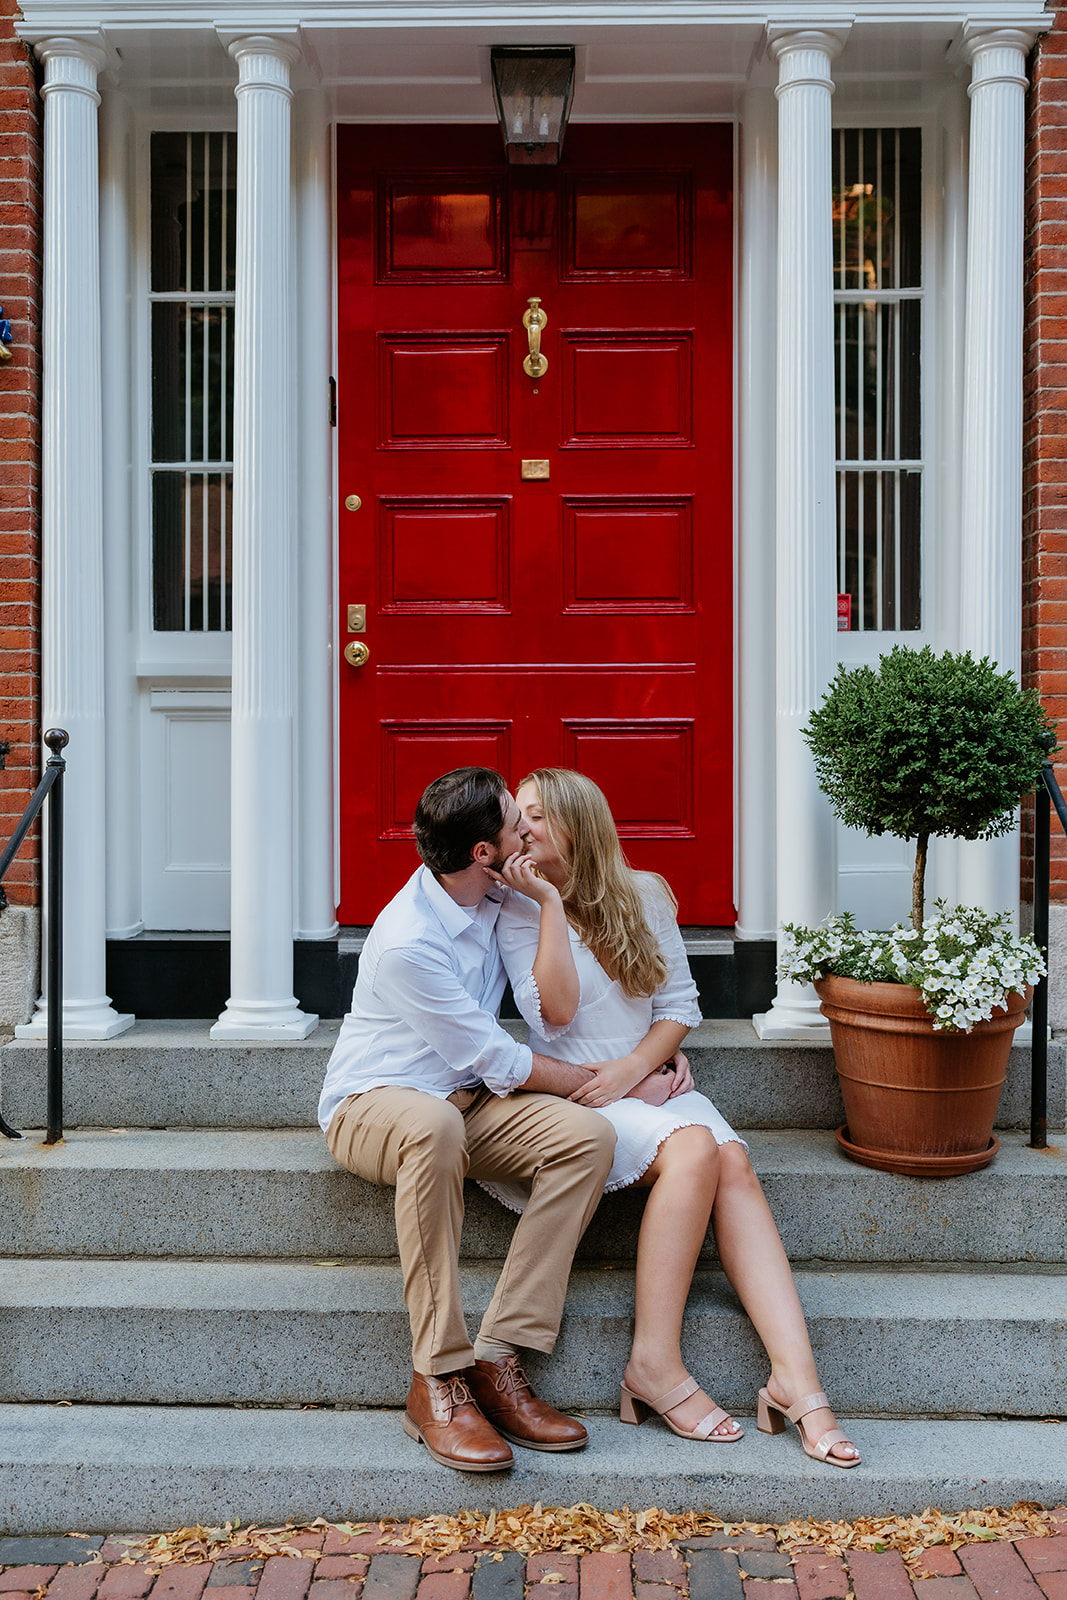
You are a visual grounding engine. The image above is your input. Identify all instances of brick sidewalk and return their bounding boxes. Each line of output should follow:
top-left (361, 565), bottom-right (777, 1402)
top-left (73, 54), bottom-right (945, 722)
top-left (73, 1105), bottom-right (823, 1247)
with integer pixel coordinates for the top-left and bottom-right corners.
top-left (1, 1521), bottom-right (1067, 1600)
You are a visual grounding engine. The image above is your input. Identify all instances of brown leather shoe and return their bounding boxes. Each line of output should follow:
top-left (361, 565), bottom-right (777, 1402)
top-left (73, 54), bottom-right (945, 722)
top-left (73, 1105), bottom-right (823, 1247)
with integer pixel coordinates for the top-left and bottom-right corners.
top-left (467, 1356), bottom-right (588, 1452)
top-left (403, 1370), bottom-right (514, 1473)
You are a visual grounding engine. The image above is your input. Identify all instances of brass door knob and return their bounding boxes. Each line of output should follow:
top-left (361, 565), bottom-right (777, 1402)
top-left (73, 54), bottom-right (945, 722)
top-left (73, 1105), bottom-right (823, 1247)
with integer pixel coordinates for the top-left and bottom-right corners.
top-left (522, 297), bottom-right (548, 379)
top-left (344, 640), bottom-right (370, 668)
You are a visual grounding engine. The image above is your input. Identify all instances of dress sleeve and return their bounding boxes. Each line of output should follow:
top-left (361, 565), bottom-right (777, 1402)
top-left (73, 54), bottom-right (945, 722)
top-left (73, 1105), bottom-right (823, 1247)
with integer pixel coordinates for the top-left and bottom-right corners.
top-left (496, 891), bottom-right (575, 1042)
top-left (643, 878), bottom-right (703, 1028)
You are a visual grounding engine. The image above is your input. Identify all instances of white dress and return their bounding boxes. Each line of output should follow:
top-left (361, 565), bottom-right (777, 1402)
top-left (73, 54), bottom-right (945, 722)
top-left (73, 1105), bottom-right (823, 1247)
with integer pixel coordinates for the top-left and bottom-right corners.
top-left (480, 877), bottom-right (746, 1212)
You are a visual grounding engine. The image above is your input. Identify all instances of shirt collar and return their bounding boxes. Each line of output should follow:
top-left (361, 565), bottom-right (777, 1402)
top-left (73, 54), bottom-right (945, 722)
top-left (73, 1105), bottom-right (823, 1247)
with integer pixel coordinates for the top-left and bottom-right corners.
top-left (418, 864), bottom-right (500, 942)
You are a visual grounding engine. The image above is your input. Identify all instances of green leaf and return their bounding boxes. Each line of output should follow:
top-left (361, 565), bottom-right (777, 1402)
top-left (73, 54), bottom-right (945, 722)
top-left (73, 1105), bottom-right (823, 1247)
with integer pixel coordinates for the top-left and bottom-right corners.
top-left (803, 647), bottom-right (1056, 847)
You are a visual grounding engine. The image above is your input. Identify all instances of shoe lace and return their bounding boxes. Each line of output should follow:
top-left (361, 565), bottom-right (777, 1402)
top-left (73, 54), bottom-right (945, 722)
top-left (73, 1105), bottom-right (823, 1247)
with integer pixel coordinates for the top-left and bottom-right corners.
top-left (492, 1356), bottom-right (532, 1396)
top-left (441, 1374), bottom-right (475, 1408)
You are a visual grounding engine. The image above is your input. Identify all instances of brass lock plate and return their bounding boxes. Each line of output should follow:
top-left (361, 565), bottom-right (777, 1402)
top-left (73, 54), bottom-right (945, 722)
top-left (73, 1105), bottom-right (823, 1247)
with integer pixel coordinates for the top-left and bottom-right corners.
top-left (521, 459), bottom-right (550, 480)
top-left (347, 604), bottom-right (366, 634)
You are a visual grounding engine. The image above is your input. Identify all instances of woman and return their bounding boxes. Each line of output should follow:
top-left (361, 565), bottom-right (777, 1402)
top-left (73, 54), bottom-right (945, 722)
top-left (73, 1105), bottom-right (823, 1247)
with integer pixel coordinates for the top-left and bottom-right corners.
top-left (485, 768), bottom-right (860, 1467)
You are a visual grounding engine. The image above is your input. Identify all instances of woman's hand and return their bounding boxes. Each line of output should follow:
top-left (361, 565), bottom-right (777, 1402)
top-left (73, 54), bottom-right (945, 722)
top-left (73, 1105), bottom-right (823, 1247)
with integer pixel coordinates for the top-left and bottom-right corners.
top-left (568, 1053), bottom-right (649, 1107)
top-left (493, 850), bottom-right (562, 907)
top-left (668, 1050), bottom-right (694, 1097)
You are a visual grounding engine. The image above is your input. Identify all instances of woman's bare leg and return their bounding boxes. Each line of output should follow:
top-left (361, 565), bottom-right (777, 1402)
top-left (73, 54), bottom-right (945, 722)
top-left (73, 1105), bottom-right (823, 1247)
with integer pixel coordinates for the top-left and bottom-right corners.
top-left (622, 1125), bottom-right (741, 1437)
top-left (711, 1142), bottom-right (858, 1461)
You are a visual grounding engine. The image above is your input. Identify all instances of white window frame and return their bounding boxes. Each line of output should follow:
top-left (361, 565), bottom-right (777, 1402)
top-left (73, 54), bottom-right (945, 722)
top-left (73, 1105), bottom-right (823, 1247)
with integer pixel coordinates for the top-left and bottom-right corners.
top-left (829, 99), bottom-right (966, 926)
top-left (831, 102), bottom-right (943, 665)
top-left (133, 109), bottom-right (237, 680)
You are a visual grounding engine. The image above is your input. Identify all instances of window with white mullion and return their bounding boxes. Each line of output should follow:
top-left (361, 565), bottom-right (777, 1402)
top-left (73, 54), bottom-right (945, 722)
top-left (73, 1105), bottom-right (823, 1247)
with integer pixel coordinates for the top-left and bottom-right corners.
top-left (894, 469), bottom-right (902, 627)
top-left (184, 467), bottom-right (192, 630)
top-left (875, 130), bottom-right (883, 291)
top-left (834, 127), bottom-right (922, 632)
top-left (149, 129), bottom-right (236, 633)
top-left (875, 465), bottom-right (884, 627)
top-left (834, 289), bottom-right (922, 302)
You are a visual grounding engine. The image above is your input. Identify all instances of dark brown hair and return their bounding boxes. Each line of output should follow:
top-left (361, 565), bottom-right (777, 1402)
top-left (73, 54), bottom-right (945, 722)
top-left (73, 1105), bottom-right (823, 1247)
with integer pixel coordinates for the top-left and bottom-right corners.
top-left (414, 767), bottom-right (508, 876)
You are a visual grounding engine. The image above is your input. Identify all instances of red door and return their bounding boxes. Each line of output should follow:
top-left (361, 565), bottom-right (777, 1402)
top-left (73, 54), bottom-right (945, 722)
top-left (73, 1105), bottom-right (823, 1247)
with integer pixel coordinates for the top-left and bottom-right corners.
top-left (336, 124), bottom-right (733, 924)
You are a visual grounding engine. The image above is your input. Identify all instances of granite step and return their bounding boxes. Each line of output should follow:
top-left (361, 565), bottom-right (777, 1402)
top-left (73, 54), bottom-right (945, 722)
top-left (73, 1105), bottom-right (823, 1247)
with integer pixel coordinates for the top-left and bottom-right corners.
top-left (1, 1020), bottom-right (1061, 1131)
top-left (0, 1258), bottom-right (1062, 1416)
top-left (0, 1127), bottom-right (1063, 1263)
top-left (0, 1403), bottom-right (1063, 1530)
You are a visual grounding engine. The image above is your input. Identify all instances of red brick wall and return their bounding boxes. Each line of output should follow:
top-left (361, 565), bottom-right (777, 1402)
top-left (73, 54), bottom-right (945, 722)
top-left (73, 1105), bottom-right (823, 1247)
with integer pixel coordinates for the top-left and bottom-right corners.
top-left (1024, 6), bottom-right (1067, 902)
top-left (0, 0), bottom-right (41, 906)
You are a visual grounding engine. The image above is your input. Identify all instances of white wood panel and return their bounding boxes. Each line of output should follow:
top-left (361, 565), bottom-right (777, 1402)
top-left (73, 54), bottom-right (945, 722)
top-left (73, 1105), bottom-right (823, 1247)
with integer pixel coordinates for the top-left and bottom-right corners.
top-left (141, 689), bottom-right (231, 929)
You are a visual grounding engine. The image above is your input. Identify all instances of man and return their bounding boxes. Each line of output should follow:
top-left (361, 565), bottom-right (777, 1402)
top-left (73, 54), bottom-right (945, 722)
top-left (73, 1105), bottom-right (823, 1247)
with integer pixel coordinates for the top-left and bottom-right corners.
top-left (319, 766), bottom-right (617, 1472)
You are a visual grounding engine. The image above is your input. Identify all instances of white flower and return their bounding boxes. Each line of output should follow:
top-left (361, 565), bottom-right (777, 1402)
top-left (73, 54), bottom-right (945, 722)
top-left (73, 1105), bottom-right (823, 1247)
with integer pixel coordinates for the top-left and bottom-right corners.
top-left (779, 901), bottom-right (1045, 1033)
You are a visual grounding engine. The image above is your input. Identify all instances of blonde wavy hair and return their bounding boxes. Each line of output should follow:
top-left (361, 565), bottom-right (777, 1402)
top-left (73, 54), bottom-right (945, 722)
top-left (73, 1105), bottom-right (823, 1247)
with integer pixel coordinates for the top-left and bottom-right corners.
top-left (518, 768), bottom-right (674, 999)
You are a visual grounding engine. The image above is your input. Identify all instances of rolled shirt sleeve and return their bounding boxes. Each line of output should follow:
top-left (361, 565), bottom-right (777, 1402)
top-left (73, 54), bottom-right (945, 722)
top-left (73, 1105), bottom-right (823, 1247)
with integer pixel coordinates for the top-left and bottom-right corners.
top-left (373, 944), bottom-right (533, 1096)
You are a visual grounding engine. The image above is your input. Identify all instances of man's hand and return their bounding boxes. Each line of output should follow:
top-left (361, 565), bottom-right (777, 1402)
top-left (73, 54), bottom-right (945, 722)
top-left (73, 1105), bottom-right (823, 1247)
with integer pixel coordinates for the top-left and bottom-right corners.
top-left (567, 1053), bottom-right (652, 1107)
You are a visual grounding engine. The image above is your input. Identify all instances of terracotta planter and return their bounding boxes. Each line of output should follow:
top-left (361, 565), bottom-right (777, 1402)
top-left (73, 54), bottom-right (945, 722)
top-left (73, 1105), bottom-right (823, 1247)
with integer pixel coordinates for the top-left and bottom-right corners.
top-left (813, 975), bottom-right (1031, 1177)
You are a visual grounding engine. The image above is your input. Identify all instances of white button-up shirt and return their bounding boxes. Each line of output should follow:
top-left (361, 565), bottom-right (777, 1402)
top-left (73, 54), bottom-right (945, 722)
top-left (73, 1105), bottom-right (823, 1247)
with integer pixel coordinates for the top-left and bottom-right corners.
top-left (318, 865), bottom-right (533, 1133)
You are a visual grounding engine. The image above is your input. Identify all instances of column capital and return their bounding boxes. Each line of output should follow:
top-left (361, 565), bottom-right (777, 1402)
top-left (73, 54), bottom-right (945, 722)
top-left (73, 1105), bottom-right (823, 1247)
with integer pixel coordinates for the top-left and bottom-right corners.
top-left (959, 21), bottom-right (1045, 85)
top-left (767, 24), bottom-right (851, 84)
top-left (220, 31), bottom-right (302, 90)
top-left (36, 34), bottom-right (109, 100)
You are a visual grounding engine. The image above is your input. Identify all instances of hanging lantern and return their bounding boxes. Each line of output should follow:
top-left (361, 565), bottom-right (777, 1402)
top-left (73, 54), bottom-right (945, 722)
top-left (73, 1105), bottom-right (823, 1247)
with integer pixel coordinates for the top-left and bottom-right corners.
top-left (490, 46), bottom-right (576, 165)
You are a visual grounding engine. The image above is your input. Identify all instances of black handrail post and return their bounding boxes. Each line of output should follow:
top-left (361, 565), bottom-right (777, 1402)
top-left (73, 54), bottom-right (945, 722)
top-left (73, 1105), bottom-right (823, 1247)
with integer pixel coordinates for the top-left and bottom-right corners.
top-left (1031, 769), bottom-right (1050, 1150)
top-left (43, 729), bottom-right (68, 1146)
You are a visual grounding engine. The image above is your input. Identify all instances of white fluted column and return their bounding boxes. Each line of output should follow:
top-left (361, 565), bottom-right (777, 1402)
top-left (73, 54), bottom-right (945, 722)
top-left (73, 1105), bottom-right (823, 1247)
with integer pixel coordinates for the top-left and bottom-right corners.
top-left (957, 26), bottom-right (1038, 920)
top-left (16, 37), bottom-right (134, 1041)
top-left (212, 35), bottom-right (317, 1039)
top-left (927, 81), bottom-right (969, 910)
top-left (736, 87), bottom-right (779, 944)
top-left (100, 86), bottom-right (142, 941)
top-left (753, 27), bottom-right (847, 1040)
top-left (292, 88), bottom-right (338, 941)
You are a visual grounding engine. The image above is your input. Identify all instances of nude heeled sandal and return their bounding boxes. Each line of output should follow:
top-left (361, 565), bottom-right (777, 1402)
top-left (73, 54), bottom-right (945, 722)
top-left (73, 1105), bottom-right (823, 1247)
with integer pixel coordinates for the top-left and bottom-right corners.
top-left (620, 1376), bottom-right (743, 1441)
top-left (756, 1387), bottom-right (860, 1467)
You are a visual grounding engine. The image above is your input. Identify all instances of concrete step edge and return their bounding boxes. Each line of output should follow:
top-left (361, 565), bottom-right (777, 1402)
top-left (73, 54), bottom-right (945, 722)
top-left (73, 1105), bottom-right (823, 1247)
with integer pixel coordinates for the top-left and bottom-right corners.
top-left (0, 1405), bottom-right (1064, 1530)
top-left (3, 1021), bottom-right (1061, 1133)
top-left (1, 1130), bottom-right (1063, 1265)
top-left (1, 1261), bottom-right (1063, 1415)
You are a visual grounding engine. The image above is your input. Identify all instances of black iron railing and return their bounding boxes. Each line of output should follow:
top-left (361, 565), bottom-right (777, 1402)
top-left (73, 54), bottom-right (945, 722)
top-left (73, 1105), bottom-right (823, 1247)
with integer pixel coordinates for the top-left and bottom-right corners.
top-left (1030, 749), bottom-right (1067, 1150)
top-left (0, 729), bottom-right (68, 1144)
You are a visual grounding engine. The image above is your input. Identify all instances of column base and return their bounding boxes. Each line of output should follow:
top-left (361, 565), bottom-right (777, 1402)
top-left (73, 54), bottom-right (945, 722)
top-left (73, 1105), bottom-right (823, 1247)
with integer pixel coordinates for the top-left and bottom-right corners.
top-left (751, 1006), bottom-right (831, 1042)
top-left (211, 1004), bottom-right (319, 1040)
top-left (15, 1004), bottom-right (135, 1041)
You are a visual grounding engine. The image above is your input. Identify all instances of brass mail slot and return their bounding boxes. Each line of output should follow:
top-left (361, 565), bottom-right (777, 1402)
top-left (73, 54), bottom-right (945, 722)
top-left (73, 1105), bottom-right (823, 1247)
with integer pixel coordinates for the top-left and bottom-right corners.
top-left (521, 459), bottom-right (550, 480)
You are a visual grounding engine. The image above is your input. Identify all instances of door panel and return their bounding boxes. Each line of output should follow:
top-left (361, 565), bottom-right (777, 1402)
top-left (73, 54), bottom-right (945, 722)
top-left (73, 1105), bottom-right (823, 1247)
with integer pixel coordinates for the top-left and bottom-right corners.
top-left (337, 124), bottom-right (733, 923)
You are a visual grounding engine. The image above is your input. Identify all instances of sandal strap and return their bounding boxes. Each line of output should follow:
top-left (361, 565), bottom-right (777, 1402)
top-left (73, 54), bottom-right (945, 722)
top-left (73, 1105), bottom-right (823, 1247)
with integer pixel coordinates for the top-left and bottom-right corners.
top-left (651, 1376), bottom-right (700, 1412)
top-left (689, 1405), bottom-right (734, 1441)
top-left (785, 1389), bottom-right (829, 1425)
top-left (809, 1427), bottom-right (853, 1460)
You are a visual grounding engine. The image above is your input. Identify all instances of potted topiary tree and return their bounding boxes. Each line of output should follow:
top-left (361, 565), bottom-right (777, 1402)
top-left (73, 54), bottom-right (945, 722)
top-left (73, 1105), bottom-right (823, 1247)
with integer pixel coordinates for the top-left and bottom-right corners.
top-left (781, 646), bottom-right (1054, 1176)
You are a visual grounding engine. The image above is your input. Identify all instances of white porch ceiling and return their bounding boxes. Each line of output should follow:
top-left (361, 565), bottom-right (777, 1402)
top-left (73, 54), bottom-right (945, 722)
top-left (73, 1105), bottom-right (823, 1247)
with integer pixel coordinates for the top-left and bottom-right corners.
top-left (14, 0), bottom-right (1053, 116)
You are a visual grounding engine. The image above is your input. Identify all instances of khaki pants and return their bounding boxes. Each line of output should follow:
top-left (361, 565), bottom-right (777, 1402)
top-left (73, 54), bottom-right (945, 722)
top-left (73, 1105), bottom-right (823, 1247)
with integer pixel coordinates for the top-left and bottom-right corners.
top-left (326, 1084), bottom-right (615, 1375)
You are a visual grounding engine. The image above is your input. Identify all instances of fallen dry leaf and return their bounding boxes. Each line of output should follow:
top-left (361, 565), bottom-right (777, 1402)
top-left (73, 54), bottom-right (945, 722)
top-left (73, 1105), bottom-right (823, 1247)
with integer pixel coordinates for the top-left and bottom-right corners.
top-left (126, 1501), bottom-right (1061, 1570)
